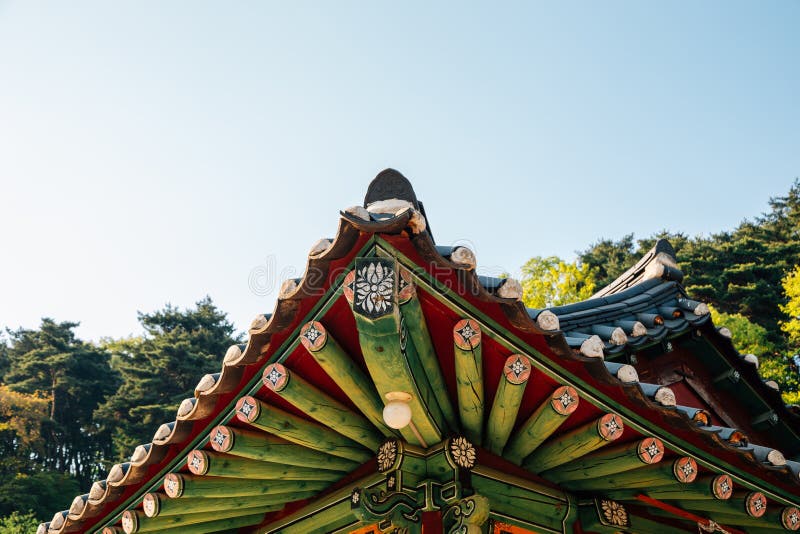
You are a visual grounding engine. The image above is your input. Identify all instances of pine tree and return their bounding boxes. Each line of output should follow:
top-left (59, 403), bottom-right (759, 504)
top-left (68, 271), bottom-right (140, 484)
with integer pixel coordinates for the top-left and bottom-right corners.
top-left (94, 297), bottom-right (242, 459)
top-left (4, 320), bottom-right (116, 486)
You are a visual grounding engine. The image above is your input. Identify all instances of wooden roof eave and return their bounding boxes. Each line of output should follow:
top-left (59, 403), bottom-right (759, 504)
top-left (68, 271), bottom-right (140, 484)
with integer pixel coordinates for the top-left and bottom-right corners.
top-left (39, 172), bottom-right (800, 534)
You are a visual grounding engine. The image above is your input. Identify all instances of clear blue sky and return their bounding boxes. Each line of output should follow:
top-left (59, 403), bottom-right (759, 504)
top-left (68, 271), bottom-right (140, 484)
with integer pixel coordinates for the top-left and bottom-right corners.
top-left (1, 2), bottom-right (798, 341)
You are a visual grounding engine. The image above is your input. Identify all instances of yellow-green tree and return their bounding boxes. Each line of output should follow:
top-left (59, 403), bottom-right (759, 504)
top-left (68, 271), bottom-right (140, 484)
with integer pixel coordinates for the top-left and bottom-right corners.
top-left (520, 256), bottom-right (596, 309)
top-left (781, 266), bottom-right (800, 345)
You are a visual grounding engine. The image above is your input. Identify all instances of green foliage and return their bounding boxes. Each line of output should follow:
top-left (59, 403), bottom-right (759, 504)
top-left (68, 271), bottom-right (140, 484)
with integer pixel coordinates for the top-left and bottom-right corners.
top-left (708, 305), bottom-right (775, 356)
top-left (3, 320), bottom-right (116, 486)
top-left (0, 296), bottom-right (239, 521)
top-left (707, 305), bottom-right (800, 402)
top-left (520, 256), bottom-right (596, 308)
top-left (579, 231), bottom-right (689, 289)
top-left (780, 265), bottom-right (800, 345)
top-left (578, 234), bottom-right (637, 288)
top-left (0, 386), bottom-right (49, 477)
top-left (574, 181), bottom-right (800, 400)
top-left (0, 510), bottom-right (40, 534)
top-left (0, 336), bottom-right (8, 382)
top-left (579, 181), bottom-right (800, 346)
top-left (94, 297), bottom-right (242, 458)
top-left (759, 356), bottom-right (800, 404)
top-left (0, 472), bottom-right (79, 521)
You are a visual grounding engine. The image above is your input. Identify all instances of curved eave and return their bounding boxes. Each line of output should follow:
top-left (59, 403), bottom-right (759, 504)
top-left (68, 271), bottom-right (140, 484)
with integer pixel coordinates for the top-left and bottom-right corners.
top-left (43, 176), bottom-right (800, 533)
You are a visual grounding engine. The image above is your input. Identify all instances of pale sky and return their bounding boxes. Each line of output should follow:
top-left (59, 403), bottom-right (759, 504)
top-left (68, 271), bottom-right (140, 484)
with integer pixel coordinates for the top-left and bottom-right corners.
top-left (1, 2), bottom-right (798, 341)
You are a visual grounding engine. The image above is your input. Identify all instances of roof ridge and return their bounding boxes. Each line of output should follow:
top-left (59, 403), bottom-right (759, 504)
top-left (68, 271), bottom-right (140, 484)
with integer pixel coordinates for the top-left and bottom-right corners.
top-left (591, 238), bottom-right (684, 299)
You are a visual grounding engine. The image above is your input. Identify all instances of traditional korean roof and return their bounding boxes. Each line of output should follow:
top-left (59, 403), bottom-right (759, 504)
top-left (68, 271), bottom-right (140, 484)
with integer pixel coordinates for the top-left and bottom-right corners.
top-left (41, 170), bottom-right (800, 534)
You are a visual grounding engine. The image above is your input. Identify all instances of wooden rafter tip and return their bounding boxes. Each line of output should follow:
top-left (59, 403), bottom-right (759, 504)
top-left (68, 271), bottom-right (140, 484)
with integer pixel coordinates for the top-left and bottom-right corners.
top-left (299, 321), bottom-right (327, 352)
top-left (262, 362), bottom-right (290, 392)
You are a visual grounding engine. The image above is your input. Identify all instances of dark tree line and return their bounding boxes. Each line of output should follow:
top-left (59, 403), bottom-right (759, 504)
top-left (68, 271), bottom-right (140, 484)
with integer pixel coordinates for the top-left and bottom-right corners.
top-left (0, 297), bottom-right (241, 526)
top-left (579, 180), bottom-right (800, 349)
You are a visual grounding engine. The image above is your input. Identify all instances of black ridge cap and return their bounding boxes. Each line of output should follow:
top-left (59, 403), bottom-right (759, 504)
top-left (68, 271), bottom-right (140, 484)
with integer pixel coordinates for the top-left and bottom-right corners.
top-left (592, 239), bottom-right (683, 299)
top-left (362, 168), bottom-right (435, 243)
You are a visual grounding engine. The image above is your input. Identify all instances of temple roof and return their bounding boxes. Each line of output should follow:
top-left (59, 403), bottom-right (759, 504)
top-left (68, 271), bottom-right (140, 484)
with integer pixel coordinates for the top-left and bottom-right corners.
top-left (40, 170), bottom-right (800, 534)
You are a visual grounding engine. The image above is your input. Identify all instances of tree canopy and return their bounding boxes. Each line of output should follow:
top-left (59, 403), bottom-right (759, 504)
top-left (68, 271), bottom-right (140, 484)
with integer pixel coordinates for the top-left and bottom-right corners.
top-left (520, 256), bottom-right (596, 309)
top-left (570, 180), bottom-right (800, 400)
top-left (94, 297), bottom-right (242, 458)
top-left (0, 297), bottom-right (240, 524)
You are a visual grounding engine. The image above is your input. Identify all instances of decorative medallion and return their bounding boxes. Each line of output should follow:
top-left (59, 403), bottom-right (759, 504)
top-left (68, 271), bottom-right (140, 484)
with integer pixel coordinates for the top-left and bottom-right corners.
top-left (503, 354), bottom-right (531, 385)
top-left (397, 267), bottom-right (415, 304)
top-left (597, 414), bottom-right (624, 441)
top-left (550, 385), bottom-right (580, 415)
top-left (187, 450), bottom-right (208, 475)
top-left (746, 492), bottom-right (767, 518)
top-left (209, 426), bottom-right (231, 452)
top-left (453, 319), bottom-right (481, 350)
top-left (637, 437), bottom-right (665, 464)
top-left (263, 363), bottom-right (290, 392)
top-left (121, 511), bottom-right (137, 533)
top-left (236, 396), bottom-right (259, 422)
top-left (448, 436), bottom-right (477, 469)
top-left (599, 499), bottom-right (629, 527)
top-left (343, 269), bottom-right (355, 304)
top-left (672, 457), bottom-right (698, 483)
top-left (353, 258), bottom-right (396, 318)
top-left (300, 321), bottom-right (327, 352)
top-left (377, 439), bottom-right (400, 472)
top-left (782, 506), bottom-right (800, 531)
top-left (142, 494), bottom-right (159, 517)
top-left (712, 474), bottom-right (733, 500)
top-left (164, 473), bottom-right (183, 498)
